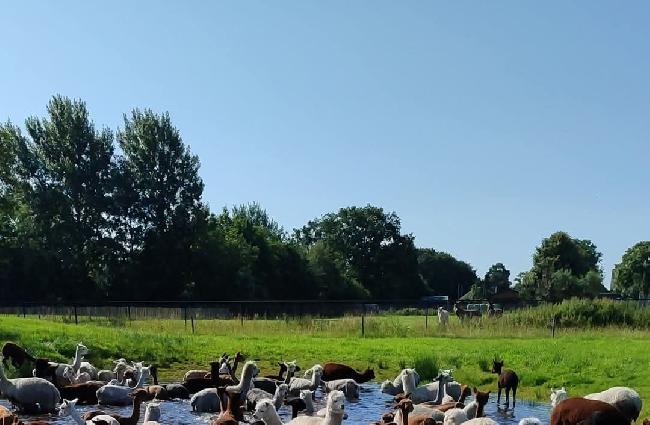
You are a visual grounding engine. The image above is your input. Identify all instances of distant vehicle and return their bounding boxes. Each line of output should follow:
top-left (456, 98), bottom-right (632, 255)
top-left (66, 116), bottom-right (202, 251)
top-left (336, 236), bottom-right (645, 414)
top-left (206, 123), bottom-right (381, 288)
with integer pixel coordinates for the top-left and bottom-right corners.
top-left (465, 303), bottom-right (503, 314)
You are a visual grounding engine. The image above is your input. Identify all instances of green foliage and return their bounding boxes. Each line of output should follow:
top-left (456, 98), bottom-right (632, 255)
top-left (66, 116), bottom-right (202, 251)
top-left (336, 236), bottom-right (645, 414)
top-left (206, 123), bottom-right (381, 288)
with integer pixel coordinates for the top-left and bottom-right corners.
top-left (413, 355), bottom-right (439, 381)
top-left (612, 241), bottom-right (650, 298)
top-left (417, 249), bottom-right (477, 300)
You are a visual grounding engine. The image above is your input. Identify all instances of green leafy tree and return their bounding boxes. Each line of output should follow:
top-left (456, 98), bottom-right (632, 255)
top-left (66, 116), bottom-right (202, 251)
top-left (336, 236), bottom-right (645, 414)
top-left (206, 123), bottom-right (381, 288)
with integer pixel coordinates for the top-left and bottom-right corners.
top-left (612, 241), bottom-right (650, 298)
top-left (483, 262), bottom-right (511, 295)
top-left (417, 249), bottom-right (477, 300)
top-left (296, 205), bottom-right (428, 298)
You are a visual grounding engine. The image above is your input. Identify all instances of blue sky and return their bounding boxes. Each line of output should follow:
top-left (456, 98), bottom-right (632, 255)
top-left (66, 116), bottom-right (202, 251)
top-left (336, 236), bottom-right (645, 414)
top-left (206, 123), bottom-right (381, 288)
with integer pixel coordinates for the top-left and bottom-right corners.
top-left (2, 2), bottom-right (649, 284)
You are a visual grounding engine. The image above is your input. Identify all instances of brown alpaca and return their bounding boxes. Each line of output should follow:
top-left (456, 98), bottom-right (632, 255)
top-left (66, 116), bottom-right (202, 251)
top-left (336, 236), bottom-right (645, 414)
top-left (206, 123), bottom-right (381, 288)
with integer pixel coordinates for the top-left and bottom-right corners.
top-left (473, 387), bottom-right (490, 417)
top-left (2, 343), bottom-right (36, 369)
top-left (264, 361), bottom-right (301, 381)
top-left (394, 399), bottom-right (436, 425)
top-left (417, 400), bottom-right (463, 412)
top-left (59, 381), bottom-right (105, 404)
top-left (551, 397), bottom-right (629, 425)
top-left (1, 406), bottom-right (22, 425)
top-left (143, 385), bottom-right (170, 400)
top-left (83, 389), bottom-right (148, 425)
top-left (492, 358), bottom-right (518, 409)
top-left (322, 362), bottom-right (375, 383)
top-left (211, 387), bottom-right (241, 425)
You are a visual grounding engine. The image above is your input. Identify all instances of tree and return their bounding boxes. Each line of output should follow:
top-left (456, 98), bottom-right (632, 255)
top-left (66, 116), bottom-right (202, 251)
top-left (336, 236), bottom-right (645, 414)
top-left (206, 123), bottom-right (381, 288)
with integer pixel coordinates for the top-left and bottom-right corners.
top-left (116, 109), bottom-right (206, 299)
top-left (417, 249), bottom-right (477, 300)
top-left (0, 97), bottom-right (117, 301)
top-left (295, 205), bottom-right (428, 298)
top-left (483, 262), bottom-right (511, 296)
top-left (518, 231), bottom-right (604, 301)
top-left (612, 241), bottom-right (650, 298)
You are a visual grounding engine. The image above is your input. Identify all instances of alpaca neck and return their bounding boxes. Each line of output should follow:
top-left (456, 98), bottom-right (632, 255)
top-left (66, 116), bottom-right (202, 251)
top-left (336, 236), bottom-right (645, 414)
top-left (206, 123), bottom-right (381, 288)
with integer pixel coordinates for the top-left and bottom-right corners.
top-left (401, 373), bottom-right (416, 395)
top-left (231, 357), bottom-right (241, 377)
top-left (310, 372), bottom-right (321, 389)
top-left (68, 407), bottom-right (86, 425)
top-left (304, 396), bottom-right (314, 413)
top-left (324, 410), bottom-right (344, 425)
top-left (116, 368), bottom-right (125, 384)
top-left (262, 408), bottom-right (284, 425)
top-left (128, 398), bottom-right (143, 421)
top-left (272, 390), bottom-right (284, 409)
top-left (135, 371), bottom-right (149, 388)
top-left (0, 368), bottom-right (14, 397)
top-left (464, 401), bottom-right (478, 419)
top-left (434, 380), bottom-right (447, 405)
top-left (72, 348), bottom-right (83, 372)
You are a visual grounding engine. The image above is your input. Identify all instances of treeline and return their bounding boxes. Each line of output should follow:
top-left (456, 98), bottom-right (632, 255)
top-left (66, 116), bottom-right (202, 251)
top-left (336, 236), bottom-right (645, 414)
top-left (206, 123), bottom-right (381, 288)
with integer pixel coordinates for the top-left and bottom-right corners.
top-left (0, 97), bottom-right (648, 303)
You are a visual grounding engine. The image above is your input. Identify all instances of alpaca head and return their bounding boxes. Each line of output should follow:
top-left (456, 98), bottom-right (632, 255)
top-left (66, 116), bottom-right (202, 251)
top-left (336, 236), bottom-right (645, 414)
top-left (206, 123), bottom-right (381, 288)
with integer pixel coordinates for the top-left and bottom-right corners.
top-left (397, 398), bottom-right (414, 414)
top-left (62, 366), bottom-right (74, 380)
top-left (128, 388), bottom-right (149, 402)
top-left (491, 358), bottom-right (504, 374)
top-left (253, 398), bottom-right (276, 420)
top-left (550, 387), bottom-right (568, 407)
top-left (473, 387), bottom-right (490, 416)
top-left (363, 368), bottom-right (375, 380)
top-left (242, 361), bottom-right (260, 379)
top-left (382, 412), bottom-right (395, 423)
top-left (345, 380), bottom-right (360, 399)
top-left (380, 380), bottom-right (395, 393)
top-left (326, 390), bottom-right (345, 415)
top-left (300, 389), bottom-right (314, 402)
top-left (276, 383), bottom-right (289, 399)
top-left (76, 343), bottom-right (89, 356)
top-left (285, 360), bottom-right (299, 375)
top-left (59, 398), bottom-right (79, 416)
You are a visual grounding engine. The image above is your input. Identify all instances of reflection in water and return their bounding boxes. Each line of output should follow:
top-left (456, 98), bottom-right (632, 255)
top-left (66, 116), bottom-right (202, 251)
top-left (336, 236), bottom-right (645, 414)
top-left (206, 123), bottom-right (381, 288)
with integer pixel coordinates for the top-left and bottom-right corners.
top-left (1, 383), bottom-right (551, 424)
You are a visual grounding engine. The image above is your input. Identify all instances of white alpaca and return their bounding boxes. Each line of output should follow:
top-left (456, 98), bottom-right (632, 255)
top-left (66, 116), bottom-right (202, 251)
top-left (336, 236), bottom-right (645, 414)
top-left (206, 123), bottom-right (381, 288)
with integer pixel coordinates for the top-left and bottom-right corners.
top-left (380, 368), bottom-right (421, 395)
top-left (59, 398), bottom-right (119, 424)
top-left (0, 363), bottom-right (60, 413)
top-left (438, 307), bottom-right (450, 326)
top-left (443, 408), bottom-right (467, 425)
top-left (289, 390), bottom-right (346, 425)
top-left (63, 366), bottom-right (91, 384)
top-left (323, 378), bottom-right (360, 399)
top-left (584, 386), bottom-right (642, 422)
top-left (96, 365), bottom-right (150, 405)
top-left (99, 360), bottom-right (129, 384)
top-left (143, 401), bottom-right (162, 425)
top-left (301, 389), bottom-right (316, 415)
top-left (247, 383), bottom-right (289, 410)
top-left (289, 365), bottom-right (323, 396)
top-left (253, 398), bottom-right (285, 425)
top-left (518, 419), bottom-right (542, 425)
top-left (549, 387), bottom-right (568, 407)
top-left (54, 343), bottom-right (89, 387)
top-left (226, 360), bottom-right (259, 396)
top-left (462, 419), bottom-right (499, 425)
top-left (401, 369), bottom-right (453, 404)
top-left (190, 388), bottom-right (220, 412)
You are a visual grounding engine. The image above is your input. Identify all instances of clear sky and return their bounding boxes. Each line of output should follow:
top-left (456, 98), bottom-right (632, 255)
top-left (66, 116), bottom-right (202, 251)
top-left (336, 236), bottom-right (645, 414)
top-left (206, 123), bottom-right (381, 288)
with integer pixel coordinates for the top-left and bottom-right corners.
top-left (2, 1), bottom-right (649, 285)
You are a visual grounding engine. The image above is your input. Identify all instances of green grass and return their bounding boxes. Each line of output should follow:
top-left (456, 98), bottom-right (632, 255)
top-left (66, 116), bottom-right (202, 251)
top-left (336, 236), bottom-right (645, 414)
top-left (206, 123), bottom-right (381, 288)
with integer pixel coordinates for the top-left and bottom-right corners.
top-left (2, 314), bottom-right (650, 420)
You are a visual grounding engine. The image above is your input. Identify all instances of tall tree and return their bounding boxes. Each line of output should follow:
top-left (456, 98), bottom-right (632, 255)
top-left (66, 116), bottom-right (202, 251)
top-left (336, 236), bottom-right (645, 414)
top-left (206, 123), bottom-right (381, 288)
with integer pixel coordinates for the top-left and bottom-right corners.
top-left (417, 249), bottom-right (478, 300)
top-left (611, 241), bottom-right (650, 298)
top-left (295, 205), bottom-right (428, 298)
top-left (1, 97), bottom-right (116, 300)
top-left (117, 109), bottom-right (205, 299)
top-left (483, 262), bottom-right (511, 295)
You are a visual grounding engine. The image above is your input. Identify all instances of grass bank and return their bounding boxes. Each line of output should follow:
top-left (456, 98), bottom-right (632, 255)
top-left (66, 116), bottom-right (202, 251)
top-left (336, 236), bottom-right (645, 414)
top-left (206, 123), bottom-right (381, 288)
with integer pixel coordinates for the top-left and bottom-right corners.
top-left (2, 314), bottom-right (650, 419)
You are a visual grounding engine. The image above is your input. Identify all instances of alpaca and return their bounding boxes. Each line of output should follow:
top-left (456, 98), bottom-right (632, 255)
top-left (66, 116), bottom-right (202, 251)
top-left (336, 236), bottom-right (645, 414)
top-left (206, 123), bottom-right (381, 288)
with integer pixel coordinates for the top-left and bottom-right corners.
top-left (584, 386), bottom-right (642, 422)
top-left (59, 381), bottom-right (105, 405)
top-left (79, 361), bottom-right (99, 381)
top-left (492, 358), bottom-right (518, 409)
top-left (289, 365), bottom-right (323, 396)
top-left (550, 387), bottom-right (569, 408)
top-left (97, 360), bottom-right (129, 384)
top-left (163, 383), bottom-right (190, 399)
top-left (254, 398), bottom-right (285, 425)
top-left (143, 402), bottom-right (161, 425)
top-left (266, 361), bottom-right (301, 382)
top-left (63, 366), bottom-right (91, 384)
top-left (393, 398), bottom-right (436, 425)
top-left (0, 405), bottom-right (21, 425)
top-left (401, 369), bottom-right (453, 404)
top-left (551, 397), bottom-right (629, 425)
top-left (0, 363), bottom-right (60, 413)
top-left (83, 388), bottom-right (148, 425)
top-left (323, 378), bottom-right (360, 399)
top-left (286, 389), bottom-right (316, 419)
top-left (462, 419), bottom-right (499, 425)
top-left (442, 388), bottom-right (489, 424)
top-left (226, 360), bottom-right (259, 396)
top-left (288, 390), bottom-right (345, 425)
top-left (519, 419), bottom-right (542, 425)
top-left (381, 369), bottom-right (421, 395)
top-left (247, 383), bottom-right (289, 411)
top-left (321, 363), bottom-right (375, 383)
top-left (54, 343), bottom-right (89, 387)
top-left (212, 389), bottom-right (242, 425)
top-left (96, 365), bottom-right (150, 405)
top-left (59, 398), bottom-right (119, 424)
top-left (438, 307), bottom-right (450, 326)
top-left (190, 388), bottom-right (220, 412)
top-left (2, 342), bottom-right (36, 369)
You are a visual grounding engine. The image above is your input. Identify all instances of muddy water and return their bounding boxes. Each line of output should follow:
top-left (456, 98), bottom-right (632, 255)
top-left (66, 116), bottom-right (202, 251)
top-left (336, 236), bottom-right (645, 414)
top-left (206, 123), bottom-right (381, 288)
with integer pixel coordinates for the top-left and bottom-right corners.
top-left (1, 383), bottom-right (551, 424)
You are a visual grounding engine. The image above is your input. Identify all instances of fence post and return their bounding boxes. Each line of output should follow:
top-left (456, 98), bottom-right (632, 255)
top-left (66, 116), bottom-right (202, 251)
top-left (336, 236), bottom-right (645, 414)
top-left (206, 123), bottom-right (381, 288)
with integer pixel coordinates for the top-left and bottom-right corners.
top-left (22, 304), bottom-right (26, 318)
top-left (127, 306), bottom-right (131, 321)
top-left (184, 306), bottom-right (188, 330)
top-left (425, 307), bottom-right (428, 329)
top-left (191, 314), bottom-right (195, 334)
top-left (74, 305), bottom-right (78, 325)
top-left (361, 304), bottom-right (365, 337)
top-left (240, 303), bottom-right (244, 327)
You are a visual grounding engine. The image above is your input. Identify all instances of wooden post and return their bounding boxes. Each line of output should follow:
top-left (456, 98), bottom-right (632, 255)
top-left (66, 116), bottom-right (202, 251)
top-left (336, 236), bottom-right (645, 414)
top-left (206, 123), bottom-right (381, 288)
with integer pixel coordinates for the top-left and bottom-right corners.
top-left (191, 314), bottom-right (195, 334)
top-left (184, 306), bottom-right (188, 329)
top-left (361, 305), bottom-right (365, 337)
top-left (240, 303), bottom-right (244, 327)
top-left (552, 316), bottom-right (556, 338)
top-left (425, 307), bottom-right (429, 329)
top-left (74, 305), bottom-right (78, 325)
top-left (127, 306), bottom-right (131, 321)
top-left (22, 304), bottom-right (26, 318)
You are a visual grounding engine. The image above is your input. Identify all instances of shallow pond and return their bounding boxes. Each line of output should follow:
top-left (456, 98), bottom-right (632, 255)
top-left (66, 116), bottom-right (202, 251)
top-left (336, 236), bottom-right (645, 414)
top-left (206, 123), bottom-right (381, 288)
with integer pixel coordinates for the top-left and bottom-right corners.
top-left (1, 383), bottom-right (551, 424)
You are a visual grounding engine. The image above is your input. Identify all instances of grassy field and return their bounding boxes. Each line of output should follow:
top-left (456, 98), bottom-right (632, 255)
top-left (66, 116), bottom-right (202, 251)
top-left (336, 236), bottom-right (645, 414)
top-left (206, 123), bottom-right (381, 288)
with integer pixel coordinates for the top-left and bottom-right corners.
top-left (2, 313), bottom-right (650, 419)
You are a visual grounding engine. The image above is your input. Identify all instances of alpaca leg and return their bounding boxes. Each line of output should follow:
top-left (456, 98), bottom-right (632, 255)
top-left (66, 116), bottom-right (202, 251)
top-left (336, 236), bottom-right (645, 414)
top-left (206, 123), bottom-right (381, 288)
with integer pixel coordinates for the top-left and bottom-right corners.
top-left (497, 387), bottom-right (502, 406)
top-left (505, 388), bottom-right (510, 409)
top-left (512, 386), bottom-right (516, 408)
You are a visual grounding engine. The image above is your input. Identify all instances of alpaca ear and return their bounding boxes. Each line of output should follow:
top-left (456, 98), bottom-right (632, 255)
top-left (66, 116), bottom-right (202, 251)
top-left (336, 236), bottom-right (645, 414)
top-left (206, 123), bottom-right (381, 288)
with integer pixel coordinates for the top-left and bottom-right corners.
top-left (473, 387), bottom-right (478, 394)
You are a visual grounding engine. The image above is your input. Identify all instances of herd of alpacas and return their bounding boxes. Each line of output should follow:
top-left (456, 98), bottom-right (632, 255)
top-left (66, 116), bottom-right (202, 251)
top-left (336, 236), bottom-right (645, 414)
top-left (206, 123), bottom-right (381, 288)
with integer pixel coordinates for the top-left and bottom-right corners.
top-left (0, 341), bottom-right (645, 425)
